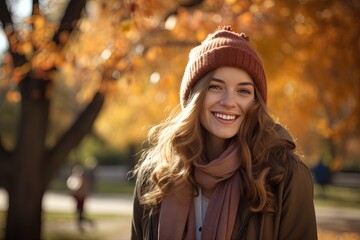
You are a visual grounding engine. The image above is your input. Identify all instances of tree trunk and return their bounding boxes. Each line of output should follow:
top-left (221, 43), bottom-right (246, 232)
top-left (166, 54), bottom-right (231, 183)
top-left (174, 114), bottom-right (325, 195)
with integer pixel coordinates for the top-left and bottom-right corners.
top-left (1, 1), bottom-right (102, 239)
top-left (2, 76), bottom-right (105, 239)
top-left (5, 77), bottom-right (50, 240)
top-left (5, 178), bottom-right (45, 240)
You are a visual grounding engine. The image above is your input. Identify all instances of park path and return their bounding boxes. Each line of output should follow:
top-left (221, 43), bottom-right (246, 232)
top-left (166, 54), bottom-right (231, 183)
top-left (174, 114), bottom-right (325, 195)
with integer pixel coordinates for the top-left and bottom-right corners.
top-left (0, 189), bottom-right (133, 215)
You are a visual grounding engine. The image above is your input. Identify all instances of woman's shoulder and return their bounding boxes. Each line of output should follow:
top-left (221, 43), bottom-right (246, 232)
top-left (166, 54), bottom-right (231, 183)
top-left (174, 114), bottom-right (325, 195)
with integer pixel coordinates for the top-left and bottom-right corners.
top-left (274, 123), bottom-right (295, 150)
top-left (285, 157), bottom-right (313, 181)
top-left (270, 124), bottom-right (313, 182)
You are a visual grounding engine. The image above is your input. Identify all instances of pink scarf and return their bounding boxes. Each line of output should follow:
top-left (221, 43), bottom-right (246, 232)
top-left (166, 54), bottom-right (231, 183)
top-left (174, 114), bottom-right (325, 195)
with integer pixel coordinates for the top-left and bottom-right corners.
top-left (159, 145), bottom-right (241, 239)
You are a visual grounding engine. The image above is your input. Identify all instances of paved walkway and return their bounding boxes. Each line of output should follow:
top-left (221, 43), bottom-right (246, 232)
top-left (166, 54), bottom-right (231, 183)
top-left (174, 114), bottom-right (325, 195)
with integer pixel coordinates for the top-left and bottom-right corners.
top-left (0, 189), bottom-right (133, 215)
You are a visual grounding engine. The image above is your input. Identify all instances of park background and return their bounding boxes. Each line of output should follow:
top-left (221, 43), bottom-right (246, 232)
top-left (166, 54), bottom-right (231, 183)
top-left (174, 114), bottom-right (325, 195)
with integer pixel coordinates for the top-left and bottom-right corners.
top-left (0, 0), bottom-right (359, 239)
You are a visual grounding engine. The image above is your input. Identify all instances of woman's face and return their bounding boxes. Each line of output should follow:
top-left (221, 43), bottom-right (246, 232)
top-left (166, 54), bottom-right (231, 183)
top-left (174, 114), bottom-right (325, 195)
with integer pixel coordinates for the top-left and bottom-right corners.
top-left (200, 66), bottom-right (255, 144)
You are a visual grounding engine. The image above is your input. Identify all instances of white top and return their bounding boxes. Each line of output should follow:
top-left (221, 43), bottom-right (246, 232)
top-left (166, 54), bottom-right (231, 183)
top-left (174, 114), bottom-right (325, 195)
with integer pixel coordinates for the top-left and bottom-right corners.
top-left (194, 188), bottom-right (209, 240)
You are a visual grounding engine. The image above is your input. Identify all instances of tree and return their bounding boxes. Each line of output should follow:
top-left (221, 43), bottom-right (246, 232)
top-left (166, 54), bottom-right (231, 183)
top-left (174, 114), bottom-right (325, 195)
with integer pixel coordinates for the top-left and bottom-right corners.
top-left (0, 0), bottom-right (104, 239)
top-left (0, 0), bottom-right (204, 238)
top-left (260, 0), bottom-right (360, 166)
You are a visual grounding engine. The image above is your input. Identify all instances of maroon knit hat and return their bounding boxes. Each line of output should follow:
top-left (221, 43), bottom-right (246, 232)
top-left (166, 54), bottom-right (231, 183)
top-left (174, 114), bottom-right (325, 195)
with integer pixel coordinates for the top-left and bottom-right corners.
top-left (180, 26), bottom-right (267, 107)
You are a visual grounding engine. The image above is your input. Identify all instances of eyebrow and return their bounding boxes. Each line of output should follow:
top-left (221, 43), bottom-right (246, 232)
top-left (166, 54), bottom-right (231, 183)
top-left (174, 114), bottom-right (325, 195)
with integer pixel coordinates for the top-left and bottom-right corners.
top-left (211, 77), bottom-right (254, 86)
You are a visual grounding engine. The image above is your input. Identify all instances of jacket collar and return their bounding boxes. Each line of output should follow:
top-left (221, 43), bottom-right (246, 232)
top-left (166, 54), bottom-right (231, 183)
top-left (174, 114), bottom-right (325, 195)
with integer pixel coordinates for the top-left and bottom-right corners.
top-left (275, 124), bottom-right (296, 150)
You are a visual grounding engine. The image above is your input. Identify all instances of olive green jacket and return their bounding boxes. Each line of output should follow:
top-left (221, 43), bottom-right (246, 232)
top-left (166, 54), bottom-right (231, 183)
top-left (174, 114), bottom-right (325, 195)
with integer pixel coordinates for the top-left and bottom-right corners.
top-left (131, 126), bottom-right (318, 239)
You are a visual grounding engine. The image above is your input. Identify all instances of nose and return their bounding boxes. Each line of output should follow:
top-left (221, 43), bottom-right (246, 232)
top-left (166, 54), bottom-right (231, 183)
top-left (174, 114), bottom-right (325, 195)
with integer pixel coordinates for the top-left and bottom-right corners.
top-left (219, 91), bottom-right (236, 107)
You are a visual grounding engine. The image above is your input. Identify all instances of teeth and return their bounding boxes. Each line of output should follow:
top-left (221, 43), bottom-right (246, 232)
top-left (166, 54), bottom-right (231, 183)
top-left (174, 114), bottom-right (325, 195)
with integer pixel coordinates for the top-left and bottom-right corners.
top-left (214, 113), bottom-right (236, 120)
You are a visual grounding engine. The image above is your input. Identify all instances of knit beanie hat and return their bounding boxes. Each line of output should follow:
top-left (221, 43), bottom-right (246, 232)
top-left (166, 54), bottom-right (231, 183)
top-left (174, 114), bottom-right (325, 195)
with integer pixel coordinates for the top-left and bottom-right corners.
top-left (180, 26), bottom-right (267, 107)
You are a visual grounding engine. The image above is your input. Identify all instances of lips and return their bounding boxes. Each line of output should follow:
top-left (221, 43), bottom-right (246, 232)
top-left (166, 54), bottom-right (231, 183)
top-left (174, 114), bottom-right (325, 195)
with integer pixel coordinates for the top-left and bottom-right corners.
top-left (213, 112), bottom-right (239, 121)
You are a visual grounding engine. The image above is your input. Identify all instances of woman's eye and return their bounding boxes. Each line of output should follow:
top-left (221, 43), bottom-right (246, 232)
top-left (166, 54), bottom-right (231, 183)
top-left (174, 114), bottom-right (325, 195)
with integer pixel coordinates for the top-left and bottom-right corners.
top-left (209, 85), bottom-right (222, 90)
top-left (239, 89), bottom-right (251, 95)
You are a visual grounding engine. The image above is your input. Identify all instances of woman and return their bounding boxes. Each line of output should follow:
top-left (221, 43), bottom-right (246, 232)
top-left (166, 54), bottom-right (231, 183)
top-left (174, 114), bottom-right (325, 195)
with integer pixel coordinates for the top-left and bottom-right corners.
top-left (131, 26), bottom-right (317, 240)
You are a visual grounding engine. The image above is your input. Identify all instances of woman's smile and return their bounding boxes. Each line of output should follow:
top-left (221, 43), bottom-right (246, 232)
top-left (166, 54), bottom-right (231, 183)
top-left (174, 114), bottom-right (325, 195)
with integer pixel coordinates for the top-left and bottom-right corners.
top-left (213, 112), bottom-right (239, 121)
top-left (212, 112), bottom-right (240, 126)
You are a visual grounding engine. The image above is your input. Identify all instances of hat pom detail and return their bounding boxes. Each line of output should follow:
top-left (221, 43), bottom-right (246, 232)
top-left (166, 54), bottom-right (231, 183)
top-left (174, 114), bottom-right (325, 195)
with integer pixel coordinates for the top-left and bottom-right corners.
top-left (216, 26), bottom-right (250, 41)
top-left (239, 33), bottom-right (249, 41)
top-left (217, 25), bottom-right (234, 31)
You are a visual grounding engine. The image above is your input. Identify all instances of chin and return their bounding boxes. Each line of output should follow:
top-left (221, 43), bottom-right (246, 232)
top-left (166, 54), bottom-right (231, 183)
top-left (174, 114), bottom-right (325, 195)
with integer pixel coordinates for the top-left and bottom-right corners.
top-left (215, 132), bottom-right (238, 140)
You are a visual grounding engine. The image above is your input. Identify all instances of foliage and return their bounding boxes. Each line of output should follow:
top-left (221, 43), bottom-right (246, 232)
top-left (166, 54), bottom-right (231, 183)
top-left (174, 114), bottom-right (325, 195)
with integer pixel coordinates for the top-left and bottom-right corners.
top-left (1, 0), bottom-right (359, 168)
top-left (261, 0), bottom-right (360, 167)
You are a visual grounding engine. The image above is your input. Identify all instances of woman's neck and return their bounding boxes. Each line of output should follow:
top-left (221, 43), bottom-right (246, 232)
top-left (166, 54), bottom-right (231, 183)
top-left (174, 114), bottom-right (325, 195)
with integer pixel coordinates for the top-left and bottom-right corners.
top-left (204, 136), bottom-right (226, 162)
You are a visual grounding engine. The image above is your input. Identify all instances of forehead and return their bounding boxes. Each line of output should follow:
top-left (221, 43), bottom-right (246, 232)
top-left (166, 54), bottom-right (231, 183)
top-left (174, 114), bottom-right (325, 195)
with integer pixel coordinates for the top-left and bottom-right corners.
top-left (212, 66), bottom-right (254, 84)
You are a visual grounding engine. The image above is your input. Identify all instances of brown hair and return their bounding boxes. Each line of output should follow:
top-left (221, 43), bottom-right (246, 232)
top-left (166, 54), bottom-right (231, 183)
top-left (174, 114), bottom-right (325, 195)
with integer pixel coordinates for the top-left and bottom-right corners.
top-left (237, 93), bottom-right (298, 212)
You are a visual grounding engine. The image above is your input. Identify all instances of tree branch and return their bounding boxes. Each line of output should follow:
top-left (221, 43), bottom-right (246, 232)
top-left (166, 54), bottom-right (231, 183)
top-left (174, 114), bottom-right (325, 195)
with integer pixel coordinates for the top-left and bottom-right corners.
top-left (0, 0), bottom-right (27, 68)
top-left (45, 91), bottom-right (105, 182)
top-left (0, 0), bottom-right (12, 29)
top-left (179, 0), bottom-right (204, 8)
top-left (32, 0), bottom-right (40, 15)
top-left (53, 0), bottom-right (87, 45)
top-left (0, 132), bottom-right (10, 157)
top-left (0, 133), bottom-right (12, 190)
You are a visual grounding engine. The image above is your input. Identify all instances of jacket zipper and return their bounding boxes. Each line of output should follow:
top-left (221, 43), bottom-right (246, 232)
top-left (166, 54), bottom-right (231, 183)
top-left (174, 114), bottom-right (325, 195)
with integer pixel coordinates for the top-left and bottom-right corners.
top-left (148, 209), bottom-right (153, 240)
top-left (234, 212), bottom-right (254, 240)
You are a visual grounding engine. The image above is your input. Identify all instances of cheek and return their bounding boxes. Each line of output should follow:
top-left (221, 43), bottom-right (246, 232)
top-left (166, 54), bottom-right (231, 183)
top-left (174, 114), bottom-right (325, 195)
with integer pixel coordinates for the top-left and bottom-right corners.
top-left (242, 99), bottom-right (255, 112)
top-left (200, 95), bottom-right (212, 122)
top-left (199, 108), bottom-right (206, 126)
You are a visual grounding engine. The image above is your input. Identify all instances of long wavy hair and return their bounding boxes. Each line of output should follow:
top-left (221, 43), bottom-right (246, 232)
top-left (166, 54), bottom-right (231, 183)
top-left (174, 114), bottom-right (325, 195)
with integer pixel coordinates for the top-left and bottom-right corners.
top-left (133, 71), bottom-right (298, 212)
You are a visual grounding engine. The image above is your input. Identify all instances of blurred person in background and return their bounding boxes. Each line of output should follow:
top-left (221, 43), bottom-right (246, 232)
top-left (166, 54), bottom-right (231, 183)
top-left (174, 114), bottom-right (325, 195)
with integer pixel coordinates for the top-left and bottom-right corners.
top-left (312, 158), bottom-right (332, 198)
top-left (131, 26), bottom-right (317, 240)
top-left (66, 164), bottom-right (94, 233)
top-left (84, 156), bottom-right (98, 193)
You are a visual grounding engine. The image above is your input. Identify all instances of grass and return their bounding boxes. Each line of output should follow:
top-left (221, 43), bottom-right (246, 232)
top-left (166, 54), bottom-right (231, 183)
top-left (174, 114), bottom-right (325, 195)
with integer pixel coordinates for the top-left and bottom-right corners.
top-left (43, 211), bottom-right (123, 221)
top-left (314, 184), bottom-right (360, 209)
top-left (0, 210), bottom-right (131, 240)
top-left (42, 211), bottom-right (131, 240)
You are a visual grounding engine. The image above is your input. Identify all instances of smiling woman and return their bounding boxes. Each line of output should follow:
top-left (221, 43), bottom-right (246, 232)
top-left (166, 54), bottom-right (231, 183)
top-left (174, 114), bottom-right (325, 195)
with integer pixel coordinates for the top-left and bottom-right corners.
top-left (131, 26), bottom-right (318, 240)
